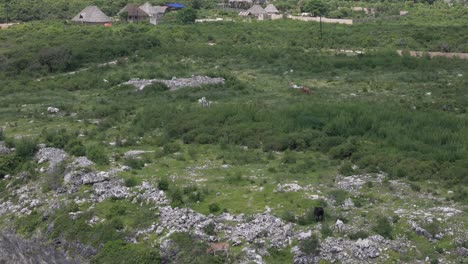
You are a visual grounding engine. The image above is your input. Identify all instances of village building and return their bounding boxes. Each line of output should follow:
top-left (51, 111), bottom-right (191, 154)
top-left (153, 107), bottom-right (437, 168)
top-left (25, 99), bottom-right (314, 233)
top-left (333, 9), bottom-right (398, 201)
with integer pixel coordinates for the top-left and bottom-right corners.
top-left (118, 4), bottom-right (149, 22)
top-left (264, 4), bottom-right (279, 14)
top-left (139, 2), bottom-right (168, 25)
top-left (72, 6), bottom-right (112, 24)
top-left (239, 4), bottom-right (268, 19)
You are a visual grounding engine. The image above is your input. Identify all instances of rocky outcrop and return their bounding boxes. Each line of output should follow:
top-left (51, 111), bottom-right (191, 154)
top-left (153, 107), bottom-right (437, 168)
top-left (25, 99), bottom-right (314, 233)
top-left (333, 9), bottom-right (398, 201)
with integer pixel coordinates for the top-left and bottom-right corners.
top-left (92, 179), bottom-right (130, 202)
top-left (133, 181), bottom-right (170, 206)
top-left (336, 173), bottom-right (385, 193)
top-left (0, 142), bottom-right (11, 155)
top-left (36, 147), bottom-right (68, 171)
top-left (123, 75), bottom-right (225, 91)
top-left (292, 235), bottom-right (410, 264)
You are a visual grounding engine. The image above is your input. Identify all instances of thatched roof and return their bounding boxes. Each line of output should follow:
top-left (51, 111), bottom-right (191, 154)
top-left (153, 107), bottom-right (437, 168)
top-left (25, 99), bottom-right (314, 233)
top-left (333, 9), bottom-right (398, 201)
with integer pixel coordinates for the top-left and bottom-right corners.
top-left (72, 6), bottom-right (112, 23)
top-left (152, 6), bottom-right (168, 14)
top-left (139, 2), bottom-right (153, 14)
top-left (119, 4), bottom-right (149, 17)
top-left (246, 5), bottom-right (267, 15)
top-left (265, 4), bottom-right (279, 14)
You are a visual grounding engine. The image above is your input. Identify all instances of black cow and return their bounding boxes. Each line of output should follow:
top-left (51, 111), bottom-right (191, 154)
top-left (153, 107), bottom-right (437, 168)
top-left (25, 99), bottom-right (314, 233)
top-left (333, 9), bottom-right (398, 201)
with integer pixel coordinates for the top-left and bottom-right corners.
top-left (314, 207), bottom-right (324, 222)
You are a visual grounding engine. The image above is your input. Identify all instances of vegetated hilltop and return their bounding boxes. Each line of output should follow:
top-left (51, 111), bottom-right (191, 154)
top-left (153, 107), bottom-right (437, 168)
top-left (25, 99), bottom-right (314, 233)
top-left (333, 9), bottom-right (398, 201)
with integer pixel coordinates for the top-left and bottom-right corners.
top-left (0, 1), bottom-right (467, 263)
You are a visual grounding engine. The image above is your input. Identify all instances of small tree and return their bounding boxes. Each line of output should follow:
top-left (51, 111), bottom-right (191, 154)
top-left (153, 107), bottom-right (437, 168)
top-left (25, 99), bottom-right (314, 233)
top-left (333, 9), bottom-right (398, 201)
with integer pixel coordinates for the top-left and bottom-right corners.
top-left (177, 8), bottom-right (197, 24)
top-left (302, 0), bottom-right (329, 40)
top-left (38, 46), bottom-right (72, 72)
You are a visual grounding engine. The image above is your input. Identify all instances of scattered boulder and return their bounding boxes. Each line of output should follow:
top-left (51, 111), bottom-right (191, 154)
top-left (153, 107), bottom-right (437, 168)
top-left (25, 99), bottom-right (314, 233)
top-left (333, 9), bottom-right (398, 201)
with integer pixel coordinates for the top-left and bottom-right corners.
top-left (92, 179), bottom-right (130, 202)
top-left (47, 107), bottom-right (60, 114)
top-left (0, 142), bottom-right (11, 155)
top-left (36, 147), bottom-right (68, 171)
top-left (68, 157), bottom-right (94, 169)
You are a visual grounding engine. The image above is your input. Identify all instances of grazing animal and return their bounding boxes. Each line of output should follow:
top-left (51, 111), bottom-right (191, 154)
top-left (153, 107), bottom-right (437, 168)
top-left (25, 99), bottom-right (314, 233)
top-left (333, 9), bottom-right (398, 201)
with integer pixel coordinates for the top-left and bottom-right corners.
top-left (207, 242), bottom-right (229, 256)
top-left (314, 207), bottom-right (324, 222)
top-left (335, 219), bottom-right (344, 233)
top-left (301, 86), bottom-right (311, 95)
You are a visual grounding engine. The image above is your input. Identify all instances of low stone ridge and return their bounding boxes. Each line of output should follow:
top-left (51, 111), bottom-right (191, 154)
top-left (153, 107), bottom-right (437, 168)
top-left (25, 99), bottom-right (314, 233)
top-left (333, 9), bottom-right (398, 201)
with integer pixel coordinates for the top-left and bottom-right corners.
top-left (335, 173), bottom-right (385, 192)
top-left (292, 235), bottom-right (410, 264)
top-left (122, 75), bottom-right (225, 90)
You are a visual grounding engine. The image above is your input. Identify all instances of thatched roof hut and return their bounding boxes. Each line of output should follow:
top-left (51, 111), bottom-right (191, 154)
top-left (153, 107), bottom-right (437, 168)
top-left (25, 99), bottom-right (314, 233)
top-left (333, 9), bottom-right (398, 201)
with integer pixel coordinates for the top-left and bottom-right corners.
top-left (265, 4), bottom-right (279, 14)
top-left (119, 4), bottom-right (149, 22)
top-left (247, 5), bottom-right (267, 15)
top-left (72, 6), bottom-right (112, 24)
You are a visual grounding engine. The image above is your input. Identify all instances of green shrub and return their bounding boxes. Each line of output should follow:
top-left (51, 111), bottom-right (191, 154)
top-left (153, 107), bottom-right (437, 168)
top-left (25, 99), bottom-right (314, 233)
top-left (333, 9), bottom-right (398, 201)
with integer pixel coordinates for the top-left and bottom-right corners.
top-left (66, 140), bottom-right (86, 156)
top-left (124, 157), bottom-right (145, 170)
top-left (208, 202), bottom-right (220, 213)
top-left (42, 161), bottom-right (65, 192)
top-left (124, 177), bottom-right (138, 187)
top-left (372, 215), bottom-right (393, 239)
top-left (158, 178), bottom-right (169, 191)
top-left (328, 189), bottom-right (349, 205)
top-left (348, 230), bottom-right (369, 240)
top-left (321, 224), bottom-right (333, 238)
top-left (281, 211), bottom-right (296, 223)
top-left (300, 236), bottom-right (320, 255)
top-left (282, 151), bottom-right (297, 164)
top-left (298, 207), bottom-right (318, 225)
top-left (203, 222), bottom-right (216, 236)
top-left (177, 8), bottom-right (197, 24)
top-left (163, 142), bottom-right (181, 155)
top-left (0, 154), bottom-right (19, 178)
top-left (86, 144), bottom-right (109, 165)
top-left (15, 137), bottom-right (37, 159)
top-left (0, 129), bottom-right (4, 141)
top-left (142, 82), bottom-right (169, 94)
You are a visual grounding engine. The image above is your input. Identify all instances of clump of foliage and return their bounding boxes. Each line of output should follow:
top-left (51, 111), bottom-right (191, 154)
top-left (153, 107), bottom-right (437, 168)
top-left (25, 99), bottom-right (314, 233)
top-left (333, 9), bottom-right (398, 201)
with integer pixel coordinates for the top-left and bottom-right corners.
top-left (158, 178), bottom-right (169, 191)
top-left (124, 177), bottom-right (138, 187)
top-left (203, 222), bottom-right (216, 236)
top-left (124, 157), bottom-right (145, 170)
top-left (281, 210), bottom-right (297, 223)
top-left (372, 215), bottom-right (393, 239)
top-left (298, 207), bottom-right (321, 225)
top-left (321, 224), bottom-right (333, 238)
top-left (15, 137), bottom-right (37, 159)
top-left (86, 144), bottom-right (109, 165)
top-left (0, 154), bottom-right (19, 178)
top-left (208, 202), bottom-right (220, 213)
top-left (348, 230), bottom-right (370, 240)
top-left (300, 235), bottom-right (320, 255)
top-left (328, 189), bottom-right (349, 205)
top-left (177, 8), bottom-right (197, 24)
top-left (42, 161), bottom-right (66, 192)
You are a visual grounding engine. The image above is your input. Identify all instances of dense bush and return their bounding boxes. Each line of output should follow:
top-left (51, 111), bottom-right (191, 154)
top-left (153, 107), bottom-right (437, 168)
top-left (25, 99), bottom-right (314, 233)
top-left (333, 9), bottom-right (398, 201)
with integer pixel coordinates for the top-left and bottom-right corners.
top-left (208, 202), bottom-right (220, 213)
top-left (123, 157), bottom-right (145, 170)
top-left (86, 144), bottom-right (109, 165)
top-left (158, 178), bottom-right (169, 191)
top-left (372, 215), bottom-right (393, 239)
top-left (300, 235), bottom-right (320, 255)
top-left (0, 154), bottom-right (19, 178)
top-left (15, 137), bottom-right (37, 159)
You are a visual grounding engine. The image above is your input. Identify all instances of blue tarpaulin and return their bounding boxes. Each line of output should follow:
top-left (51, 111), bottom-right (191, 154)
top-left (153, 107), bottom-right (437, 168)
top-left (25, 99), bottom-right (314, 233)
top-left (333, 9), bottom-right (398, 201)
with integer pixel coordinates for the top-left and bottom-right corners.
top-left (166, 3), bottom-right (185, 8)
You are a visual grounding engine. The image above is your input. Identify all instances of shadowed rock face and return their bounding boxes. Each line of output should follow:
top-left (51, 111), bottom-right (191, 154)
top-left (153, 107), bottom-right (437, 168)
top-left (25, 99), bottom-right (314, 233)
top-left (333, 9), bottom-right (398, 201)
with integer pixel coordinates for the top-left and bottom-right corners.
top-left (0, 233), bottom-right (73, 264)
